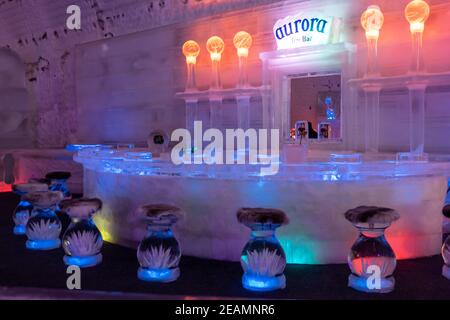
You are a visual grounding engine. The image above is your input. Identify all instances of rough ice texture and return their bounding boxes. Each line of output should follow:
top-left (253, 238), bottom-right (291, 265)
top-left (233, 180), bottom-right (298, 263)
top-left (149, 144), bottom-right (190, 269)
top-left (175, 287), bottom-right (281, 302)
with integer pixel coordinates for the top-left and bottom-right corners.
top-left (136, 204), bottom-right (184, 224)
top-left (237, 208), bottom-right (289, 226)
top-left (0, 0), bottom-right (278, 148)
top-left (0, 1), bottom-right (449, 149)
top-left (344, 206), bottom-right (400, 225)
top-left (60, 198), bottom-right (102, 218)
top-left (23, 191), bottom-right (63, 208)
top-left (84, 168), bottom-right (447, 264)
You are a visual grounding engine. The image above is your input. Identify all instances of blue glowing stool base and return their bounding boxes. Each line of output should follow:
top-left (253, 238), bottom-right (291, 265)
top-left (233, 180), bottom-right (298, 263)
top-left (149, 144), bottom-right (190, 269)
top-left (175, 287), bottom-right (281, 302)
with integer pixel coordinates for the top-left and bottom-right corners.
top-left (348, 274), bottom-right (395, 293)
top-left (26, 239), bottom-right (61, 251)
top-left (137, 267), bottom-right (180, 283)
top-left (64, 254), bottom-right (102, 268)
top-left (443, 265), bottom-right (450, 280)
top-left (13, 225), bottom-right (26, 235)
top-left (242, 273), bottom-right (286, 292)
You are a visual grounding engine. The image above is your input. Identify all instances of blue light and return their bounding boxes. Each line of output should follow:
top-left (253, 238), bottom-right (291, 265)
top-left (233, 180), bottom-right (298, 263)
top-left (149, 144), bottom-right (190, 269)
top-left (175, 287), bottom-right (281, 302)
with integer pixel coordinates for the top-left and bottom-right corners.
top-left (65, 144), bottom-right (112, 152)
top-left (348, 274), bottom-right (395, 293)
top-left (326, 107), bottom-right (336, 120)
top-left (64, 254), bottom-right (103, 268)
top-left (13, 225), bottom-right (26, 235)
top-left (242, 273), bottom-right (286, 292)
top-left (137, 267), bottom-right (180, 283)
top-left (26, 239), bottom-right (61, 251)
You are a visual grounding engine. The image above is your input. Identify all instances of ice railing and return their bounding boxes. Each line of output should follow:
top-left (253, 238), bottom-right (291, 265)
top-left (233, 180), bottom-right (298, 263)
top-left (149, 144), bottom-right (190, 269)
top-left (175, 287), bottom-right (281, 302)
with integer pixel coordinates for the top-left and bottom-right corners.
top-left (73, 148), bottom-right (450, 181)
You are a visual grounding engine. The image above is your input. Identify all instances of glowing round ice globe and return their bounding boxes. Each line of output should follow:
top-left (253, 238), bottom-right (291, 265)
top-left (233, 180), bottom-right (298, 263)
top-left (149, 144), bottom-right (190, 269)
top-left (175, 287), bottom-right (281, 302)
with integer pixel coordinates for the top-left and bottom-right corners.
top-left (361, 5), bottom-right (384, 39)
top-left (233, 31), bottom-right (252, 57)
top-left (182, 40), bottom-right (200, 64)
top-left (206, 36), bottom-right (225, 61)
top-left (405, 0), bottom-right (430, 33)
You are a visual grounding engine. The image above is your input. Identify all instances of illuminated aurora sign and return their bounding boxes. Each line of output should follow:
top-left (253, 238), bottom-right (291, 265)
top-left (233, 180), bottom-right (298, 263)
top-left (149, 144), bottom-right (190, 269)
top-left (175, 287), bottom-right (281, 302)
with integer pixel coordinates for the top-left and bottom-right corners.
top-left (273, 12), bottom-right (341, 50)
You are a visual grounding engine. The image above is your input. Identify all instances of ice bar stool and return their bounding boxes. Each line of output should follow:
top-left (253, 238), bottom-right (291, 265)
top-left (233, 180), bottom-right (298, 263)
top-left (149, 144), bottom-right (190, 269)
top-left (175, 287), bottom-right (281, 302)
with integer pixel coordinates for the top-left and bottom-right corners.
top-left (237, 208), bottom-right (289, 292)
top-left (136, 204), bottom-right (184, 283)
top-left (442, 196), bottom-right (450, 279)
top-left (11, 183), bottom-right (49, 235)
top-left (24, 191), bottom-right (64, 250)
top-left (60, 198), bottom-right (103, 268)
top-left (443, 186), bottom-right (450, 236)
top-left (45, 171), bottom-right (72, 199)
top-left (345, 206), bottom-right (400, 293)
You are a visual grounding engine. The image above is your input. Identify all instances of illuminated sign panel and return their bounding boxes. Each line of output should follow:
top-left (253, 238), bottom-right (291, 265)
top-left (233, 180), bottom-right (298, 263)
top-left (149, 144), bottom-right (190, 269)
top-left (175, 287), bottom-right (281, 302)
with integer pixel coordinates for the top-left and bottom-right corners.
top-left (273, 12), bottom-right (341, 50)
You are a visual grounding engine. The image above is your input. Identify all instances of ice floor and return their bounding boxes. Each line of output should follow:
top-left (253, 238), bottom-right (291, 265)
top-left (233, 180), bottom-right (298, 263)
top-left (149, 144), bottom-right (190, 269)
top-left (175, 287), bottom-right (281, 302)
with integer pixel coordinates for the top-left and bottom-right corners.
top-left (1, 192), bottom-right (450, 300)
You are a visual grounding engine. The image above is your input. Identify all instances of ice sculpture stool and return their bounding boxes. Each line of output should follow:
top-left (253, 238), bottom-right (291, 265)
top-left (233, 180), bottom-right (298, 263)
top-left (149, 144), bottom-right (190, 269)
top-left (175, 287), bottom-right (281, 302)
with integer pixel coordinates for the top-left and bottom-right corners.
top-left (345, 206), bottom-right (400, 293)
top-left (443, 233), bottom-right (450, 280)
top-left (45, 171), bottom-right (72, 199)
top-left (136, 204), bottom-right (184, 283)
top-left (237, 208), bottom-right (289, 292)
top-left (24, 191), bottom-right (64, 250)
top-left (12, 183), bottom-right (48, 235)
top-left (60, 198), bottom-right (103, 268)
top-left (442, 197), bottom-right (450, 279)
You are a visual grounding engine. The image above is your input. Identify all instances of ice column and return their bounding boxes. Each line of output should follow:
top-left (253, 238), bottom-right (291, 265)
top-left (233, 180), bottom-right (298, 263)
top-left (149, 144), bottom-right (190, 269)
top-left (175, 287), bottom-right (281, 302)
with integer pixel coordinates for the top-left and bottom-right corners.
top-left (209, 97), bottom-right (223, 130)
top-left (363, 85), bottom-right (381, 153)
top-left (408, 84), bottom-right (427, 154)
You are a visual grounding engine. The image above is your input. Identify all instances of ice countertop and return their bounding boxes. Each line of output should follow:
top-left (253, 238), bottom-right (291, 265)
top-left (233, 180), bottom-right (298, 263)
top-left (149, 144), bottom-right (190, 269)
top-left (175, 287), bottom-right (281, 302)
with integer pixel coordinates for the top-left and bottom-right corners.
top-left (74, 148), bottom-right (450, 181)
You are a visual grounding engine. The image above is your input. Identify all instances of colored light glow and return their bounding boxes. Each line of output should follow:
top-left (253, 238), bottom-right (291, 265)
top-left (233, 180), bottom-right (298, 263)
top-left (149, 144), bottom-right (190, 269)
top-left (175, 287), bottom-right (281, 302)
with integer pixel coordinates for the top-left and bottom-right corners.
top-left (360, 5), bottom-right (384, 40)
top-left (233, 31), bottom-right (252, 58)
top-left (405, 0), bottom-right (430, 33)
top-left (348, 274), bottom-right (395, 293)
top-left (242, 273), bottom-right (286, 292)
top-left (94, 215), bottom-right (114, 243)
top-left (182, 40), bottom-right (200, 65)
top-left (137, 267), bottom-right (180, 283)
top-left (26, 239), bottom-right (61, 251)
top-left (0, 182), bottom-right (12, 193)
top-left (350, 257), bottom-right (396, 278)
top-left (206, 36), bottom-right (225, 62)
top-left (13, 225), bottom-right (26, 235)
top-left (66, 144), bottom-right (112, 152)
top-left (64, 254), bottom-right (103, 268)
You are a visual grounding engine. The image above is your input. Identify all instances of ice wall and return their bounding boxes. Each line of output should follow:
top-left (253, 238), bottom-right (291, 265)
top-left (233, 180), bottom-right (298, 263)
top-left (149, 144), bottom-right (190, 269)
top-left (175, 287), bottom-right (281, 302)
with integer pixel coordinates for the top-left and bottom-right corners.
top-left (0, 48), bottom-right (34, 148)
top-left (1, 0), bottom-right (450, 152)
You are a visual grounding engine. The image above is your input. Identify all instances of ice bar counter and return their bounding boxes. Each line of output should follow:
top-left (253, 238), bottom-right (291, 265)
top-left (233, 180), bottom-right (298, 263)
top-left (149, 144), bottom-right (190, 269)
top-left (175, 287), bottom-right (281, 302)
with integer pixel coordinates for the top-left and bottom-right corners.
top-left (75, 149), bottom-right (450, 264)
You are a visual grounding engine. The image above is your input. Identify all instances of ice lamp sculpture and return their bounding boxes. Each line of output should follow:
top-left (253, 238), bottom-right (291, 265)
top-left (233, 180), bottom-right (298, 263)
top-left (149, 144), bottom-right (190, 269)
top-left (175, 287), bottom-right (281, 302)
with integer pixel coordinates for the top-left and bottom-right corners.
top-left (182, 40), bottom-right (200, 91)
top-left (405, 0), bottom-right (430, 73)
top-left (24, 191), bottom-right (64, 250)
top-left (206, 36), bottom-right (225, 90)
top-left (361, 5), bottom-right (384, 76)
top-left (11, 183), bottom-right (48, 235)
top-left (136, 204), bottom-right (185, 283)
top-left (46, 171), bottom-right (72, 200)
top-left (61, 198), bottom-right (104, 268)
top-left (237, 208), bottom-right (289, 292)
top-left (233, 31), bottom-right (252, 88)
top-left (345, 206), bottom-right (399, 293)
